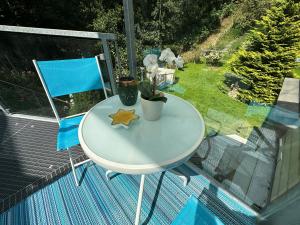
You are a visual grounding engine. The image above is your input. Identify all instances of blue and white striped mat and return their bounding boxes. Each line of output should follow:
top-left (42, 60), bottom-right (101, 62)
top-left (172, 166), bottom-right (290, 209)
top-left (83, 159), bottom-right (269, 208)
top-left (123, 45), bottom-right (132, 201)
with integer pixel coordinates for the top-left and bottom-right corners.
top-left (0, 163), bottom-right (257, 225)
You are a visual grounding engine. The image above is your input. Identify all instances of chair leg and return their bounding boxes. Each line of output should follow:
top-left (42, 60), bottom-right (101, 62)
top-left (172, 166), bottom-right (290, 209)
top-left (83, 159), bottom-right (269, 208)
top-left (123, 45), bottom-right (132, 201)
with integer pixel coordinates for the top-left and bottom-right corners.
top-left (68, 149), bottom-right (79, 186)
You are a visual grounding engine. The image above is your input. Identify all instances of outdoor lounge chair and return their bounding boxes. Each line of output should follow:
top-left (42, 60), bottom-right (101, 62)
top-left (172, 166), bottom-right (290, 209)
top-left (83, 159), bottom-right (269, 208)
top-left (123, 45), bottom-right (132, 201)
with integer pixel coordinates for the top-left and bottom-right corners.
top-left (33, 56), bottom-right (108, 186)
top-left (171, 195), bottom-right (224, 225)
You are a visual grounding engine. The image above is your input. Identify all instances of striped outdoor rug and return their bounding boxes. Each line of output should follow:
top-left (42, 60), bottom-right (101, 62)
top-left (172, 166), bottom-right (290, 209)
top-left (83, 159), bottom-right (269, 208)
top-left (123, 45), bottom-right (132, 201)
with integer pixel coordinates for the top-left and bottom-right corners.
top-left (0, 163), bottom-right (257, 225)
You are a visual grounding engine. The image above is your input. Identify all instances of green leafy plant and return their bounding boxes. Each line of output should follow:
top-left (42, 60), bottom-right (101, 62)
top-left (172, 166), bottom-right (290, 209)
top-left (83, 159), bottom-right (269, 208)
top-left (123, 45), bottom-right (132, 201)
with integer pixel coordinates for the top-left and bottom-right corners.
top-left (138, 76), bottom-right (167, 103)
top-left (230, 1), bottom-right (300, 104)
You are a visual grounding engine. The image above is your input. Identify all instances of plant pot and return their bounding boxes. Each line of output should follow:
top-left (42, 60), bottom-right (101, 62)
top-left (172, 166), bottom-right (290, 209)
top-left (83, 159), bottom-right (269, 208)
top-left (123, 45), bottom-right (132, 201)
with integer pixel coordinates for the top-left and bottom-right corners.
top-left (118, 76), bottom-right (138, 106)
top-left (141, 97), bottom-right (164, 121)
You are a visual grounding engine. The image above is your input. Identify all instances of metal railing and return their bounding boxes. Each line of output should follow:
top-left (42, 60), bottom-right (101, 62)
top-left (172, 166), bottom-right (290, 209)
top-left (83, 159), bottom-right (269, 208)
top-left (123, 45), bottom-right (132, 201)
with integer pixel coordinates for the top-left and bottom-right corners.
top-left (0, 25), bottom-right (119, 93)
top-left (0, 25), bottom-right (120, 115)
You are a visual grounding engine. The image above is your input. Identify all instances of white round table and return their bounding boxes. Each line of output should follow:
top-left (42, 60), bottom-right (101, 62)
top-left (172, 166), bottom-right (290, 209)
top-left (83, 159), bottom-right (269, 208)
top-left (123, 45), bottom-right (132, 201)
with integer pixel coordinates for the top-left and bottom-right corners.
top-left (78, 93), bottom-right (205, 225)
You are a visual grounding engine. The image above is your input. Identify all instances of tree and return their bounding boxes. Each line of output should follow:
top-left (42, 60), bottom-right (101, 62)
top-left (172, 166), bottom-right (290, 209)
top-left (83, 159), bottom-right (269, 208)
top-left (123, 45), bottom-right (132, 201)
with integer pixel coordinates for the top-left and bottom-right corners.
top-left (0, 0), bottom-right (98, 29)
top-left (230, 1), bottom-right (300, 104)
top-left (134, 0), bottom-right (232, 53)
top-left (0, 0), bottom-right (245, 114)
top-left (233, 0), bottom-right (274, 32)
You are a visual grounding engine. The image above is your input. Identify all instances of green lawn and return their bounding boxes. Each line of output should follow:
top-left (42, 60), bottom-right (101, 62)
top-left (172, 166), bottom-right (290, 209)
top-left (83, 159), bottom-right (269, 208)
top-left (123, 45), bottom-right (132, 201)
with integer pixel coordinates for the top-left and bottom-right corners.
top-left (166, 63), bottom-right (269, 138)
top-left (294, 66), bottom-right (300, 79)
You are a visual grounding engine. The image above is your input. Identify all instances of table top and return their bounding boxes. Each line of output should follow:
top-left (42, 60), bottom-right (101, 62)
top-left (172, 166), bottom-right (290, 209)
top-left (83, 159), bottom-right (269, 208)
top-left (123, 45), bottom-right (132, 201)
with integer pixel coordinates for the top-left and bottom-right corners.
top-left (78, 93), bottom-right (205, 174)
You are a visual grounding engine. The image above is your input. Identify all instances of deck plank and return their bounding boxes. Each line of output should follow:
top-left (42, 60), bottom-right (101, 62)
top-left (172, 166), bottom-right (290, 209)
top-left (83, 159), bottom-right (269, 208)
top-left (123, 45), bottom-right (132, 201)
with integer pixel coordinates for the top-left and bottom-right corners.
top-left (287, 128), bottom-right (300, 189)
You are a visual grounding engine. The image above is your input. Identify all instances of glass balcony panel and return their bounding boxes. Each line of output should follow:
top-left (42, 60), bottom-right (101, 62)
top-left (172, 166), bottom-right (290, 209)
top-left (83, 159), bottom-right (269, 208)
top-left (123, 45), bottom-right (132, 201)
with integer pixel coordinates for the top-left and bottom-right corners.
top-left (183, 78), bottom-right (300, 210)
top-left (1, 24), bottom-right (299, 214)
top-left (159, 59), bottom-right (300, 210)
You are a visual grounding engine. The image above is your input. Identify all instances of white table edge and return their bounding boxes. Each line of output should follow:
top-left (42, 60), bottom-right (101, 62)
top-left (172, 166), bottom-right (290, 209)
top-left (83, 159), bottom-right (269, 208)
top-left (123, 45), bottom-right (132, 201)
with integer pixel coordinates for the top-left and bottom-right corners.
top-left (78, 93), bottom-right (205, 174)
top-left (78, 93), bottom-right (205, 225)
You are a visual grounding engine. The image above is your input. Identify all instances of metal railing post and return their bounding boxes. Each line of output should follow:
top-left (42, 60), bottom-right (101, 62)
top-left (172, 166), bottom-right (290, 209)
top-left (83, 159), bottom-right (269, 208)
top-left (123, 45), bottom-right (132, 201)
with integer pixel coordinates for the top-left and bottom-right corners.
top-left (102, 40), bottom-right (117, 95)
top-left (123, 0), bottom-right (137, 79)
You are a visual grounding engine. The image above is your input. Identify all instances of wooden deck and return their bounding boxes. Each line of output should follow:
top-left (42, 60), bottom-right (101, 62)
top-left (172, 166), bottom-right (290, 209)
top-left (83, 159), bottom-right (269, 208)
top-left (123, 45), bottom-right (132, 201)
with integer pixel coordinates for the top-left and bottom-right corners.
top-left (271, 125), bottom-right (300, 201)
top-left (270, 78), bottom-right (300, 201)
top-left (190, 123), bottom-right (279, 210)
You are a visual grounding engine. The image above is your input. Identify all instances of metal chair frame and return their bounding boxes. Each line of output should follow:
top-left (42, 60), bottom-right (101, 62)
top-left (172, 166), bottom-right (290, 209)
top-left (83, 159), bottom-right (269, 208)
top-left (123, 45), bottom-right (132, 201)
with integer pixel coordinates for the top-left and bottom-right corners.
top-left (33, 56), bottom-right (108, 186)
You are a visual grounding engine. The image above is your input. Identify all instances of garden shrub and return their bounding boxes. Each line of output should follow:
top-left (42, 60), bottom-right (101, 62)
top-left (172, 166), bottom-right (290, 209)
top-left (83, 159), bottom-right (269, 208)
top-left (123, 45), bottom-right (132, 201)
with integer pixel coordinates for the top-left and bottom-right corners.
top-left (205, 51), bottom-right (222, 66)
top-left (230, 1), bottom-right (300, 104)
top-left (198, 56), bottom-right (206, 64)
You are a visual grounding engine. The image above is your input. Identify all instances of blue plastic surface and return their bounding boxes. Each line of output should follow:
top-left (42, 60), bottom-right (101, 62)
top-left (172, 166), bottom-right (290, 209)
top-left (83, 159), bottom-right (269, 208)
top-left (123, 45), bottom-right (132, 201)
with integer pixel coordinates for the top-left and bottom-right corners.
top-left (171, 195), bottom-right (225, 225)
top-left (37, 57), bottom-right (104, 97)
top-left (57, 115), bottom-right (84, 151)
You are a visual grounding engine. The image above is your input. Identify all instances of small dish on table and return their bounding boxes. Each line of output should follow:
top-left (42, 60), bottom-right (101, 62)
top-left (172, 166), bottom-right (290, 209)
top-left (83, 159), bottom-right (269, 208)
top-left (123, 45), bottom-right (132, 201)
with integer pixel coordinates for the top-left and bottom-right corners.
top-left (109, 109), bottom-right (139, 129)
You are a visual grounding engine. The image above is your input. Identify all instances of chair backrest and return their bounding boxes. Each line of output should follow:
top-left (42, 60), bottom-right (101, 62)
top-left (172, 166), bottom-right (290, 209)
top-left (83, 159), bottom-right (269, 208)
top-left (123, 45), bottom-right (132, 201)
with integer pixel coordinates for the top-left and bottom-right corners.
top-left (33, 56), bottom-right (107, 121)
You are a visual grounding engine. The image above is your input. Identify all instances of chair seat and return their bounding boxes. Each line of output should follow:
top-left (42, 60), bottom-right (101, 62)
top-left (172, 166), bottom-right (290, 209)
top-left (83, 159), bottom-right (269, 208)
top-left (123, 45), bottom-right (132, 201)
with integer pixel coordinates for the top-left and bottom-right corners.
top-left (57, 115), bottom-right (84, 151)
top-left (171, 195), bottom-right (224, 225)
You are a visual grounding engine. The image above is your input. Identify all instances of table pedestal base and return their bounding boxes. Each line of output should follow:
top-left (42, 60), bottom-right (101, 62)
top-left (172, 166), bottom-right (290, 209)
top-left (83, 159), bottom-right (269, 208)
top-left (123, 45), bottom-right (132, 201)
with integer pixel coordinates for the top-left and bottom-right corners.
top-left (134, 170), bottom-right (189, 225)
top-left (171, 169), bottom-right (190, 187)
top-left (106, 169), bottom-right (190, 186)
top-left (105, 170), bottom-right (114, 181)
top-left (106, 169), bottom-right (189, 224)
top-left (135, 175), bottom-right (145, 225)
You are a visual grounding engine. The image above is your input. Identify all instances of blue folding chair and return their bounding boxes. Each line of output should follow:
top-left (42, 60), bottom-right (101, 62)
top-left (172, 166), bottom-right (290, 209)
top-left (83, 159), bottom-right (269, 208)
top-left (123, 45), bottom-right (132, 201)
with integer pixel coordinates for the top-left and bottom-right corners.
top-left (33, 56), bottom-right (108, 186)
top-left (172, 195), bottom-right (225, 225)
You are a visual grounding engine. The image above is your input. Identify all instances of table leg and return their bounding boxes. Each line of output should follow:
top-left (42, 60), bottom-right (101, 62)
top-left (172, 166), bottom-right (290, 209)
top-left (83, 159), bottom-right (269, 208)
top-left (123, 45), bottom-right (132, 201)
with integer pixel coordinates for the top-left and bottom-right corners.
top-left (171, 169), bottom-right (190, 187)
top-left (105, 170), bottom-right (114, 181)
top-left (134, 175), bottom-right (145, 225)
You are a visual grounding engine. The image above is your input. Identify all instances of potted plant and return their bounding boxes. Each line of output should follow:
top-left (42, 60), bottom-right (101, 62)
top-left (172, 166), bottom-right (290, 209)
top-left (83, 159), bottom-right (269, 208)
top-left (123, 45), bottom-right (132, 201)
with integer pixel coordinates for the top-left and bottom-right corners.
top-left (118, 76), bottom-right (138, 106)
top-left (138, 75), bottom-right (167, 121)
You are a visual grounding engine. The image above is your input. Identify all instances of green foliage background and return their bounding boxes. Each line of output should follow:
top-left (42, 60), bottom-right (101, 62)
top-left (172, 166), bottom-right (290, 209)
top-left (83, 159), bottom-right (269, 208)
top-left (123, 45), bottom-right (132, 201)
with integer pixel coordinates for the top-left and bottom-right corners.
top-left (230, 0), bottom-right (300, 104)
top-left (0, 0), bottom-right (234, 115)
top-left (1, 0), bottom-right (299, 114)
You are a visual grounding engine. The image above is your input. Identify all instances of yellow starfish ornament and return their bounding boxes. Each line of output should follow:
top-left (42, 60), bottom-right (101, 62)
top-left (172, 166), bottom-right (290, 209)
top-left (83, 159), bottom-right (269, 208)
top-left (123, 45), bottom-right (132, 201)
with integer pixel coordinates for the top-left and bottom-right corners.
top-left (109, 109), bottom-right (139, 128)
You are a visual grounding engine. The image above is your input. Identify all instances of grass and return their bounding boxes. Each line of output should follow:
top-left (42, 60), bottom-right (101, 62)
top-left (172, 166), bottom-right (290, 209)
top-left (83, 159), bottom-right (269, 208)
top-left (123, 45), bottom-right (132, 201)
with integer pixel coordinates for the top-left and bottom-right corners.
top-left (173, 24), bottom-right (272, 138)
top-left (166, 63), bottom-right (269, 138)
top-left (293, 66), bottom-right (300, 79)
top-left (215, 27), bottom-right (248, 62)
top-left (182, 17), bottom-right (234, 63)
top-left (215, 27), bottom-right (246, 50)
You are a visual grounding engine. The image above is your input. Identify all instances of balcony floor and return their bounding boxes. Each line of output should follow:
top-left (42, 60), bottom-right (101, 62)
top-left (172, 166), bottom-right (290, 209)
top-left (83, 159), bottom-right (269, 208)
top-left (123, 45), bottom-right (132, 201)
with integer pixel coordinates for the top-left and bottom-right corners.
top-left (0, 113), bottom-right (258, 224)
top-left (0, 113), bottom-right (84, 213)
top-left (0, 163), bottom-right (257, 225)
